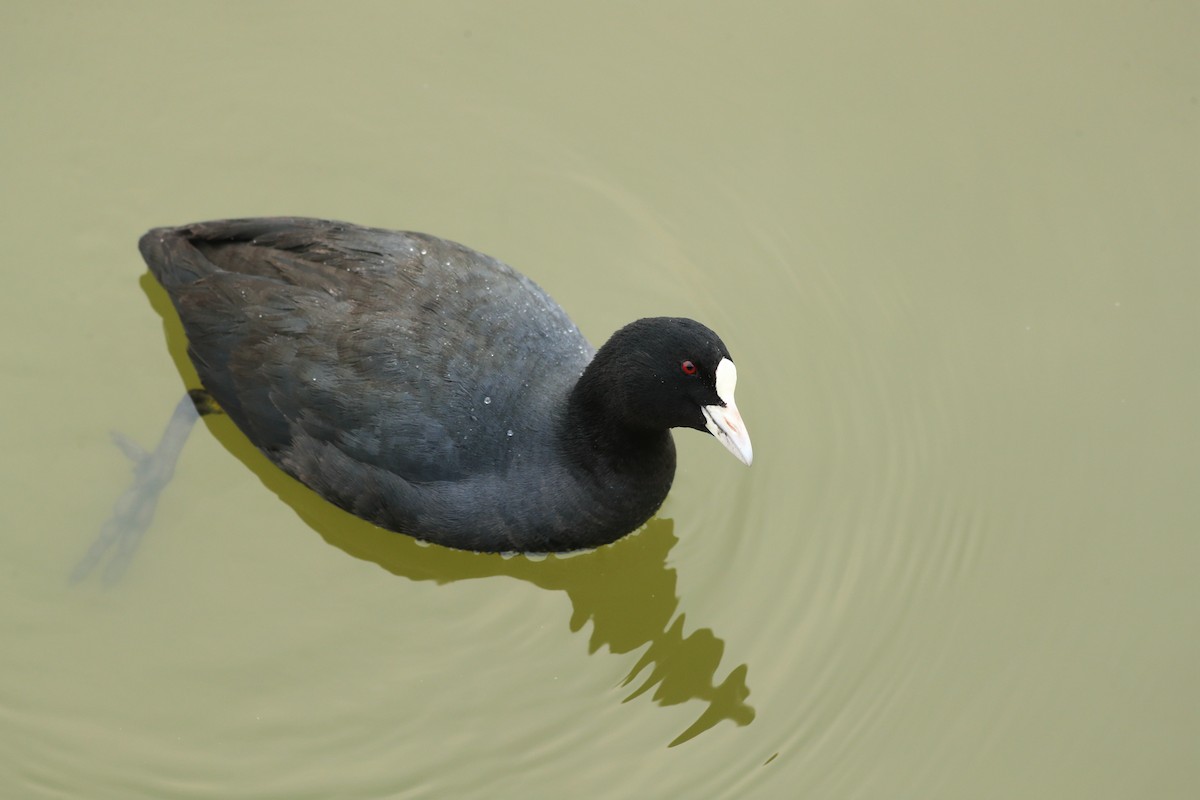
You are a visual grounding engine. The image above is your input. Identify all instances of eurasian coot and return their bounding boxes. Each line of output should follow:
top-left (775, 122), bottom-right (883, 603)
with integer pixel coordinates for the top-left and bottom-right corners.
top-left (140, 218), bottom-right (751, 552)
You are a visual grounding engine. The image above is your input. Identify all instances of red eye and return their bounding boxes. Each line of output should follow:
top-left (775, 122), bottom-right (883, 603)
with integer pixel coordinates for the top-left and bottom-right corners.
top-left (680, 360), bottom-right (698, 375)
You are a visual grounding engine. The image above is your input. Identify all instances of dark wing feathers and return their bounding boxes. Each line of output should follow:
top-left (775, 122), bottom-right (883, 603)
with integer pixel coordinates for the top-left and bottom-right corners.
top-left (141, 218), bottom-right (589, 488)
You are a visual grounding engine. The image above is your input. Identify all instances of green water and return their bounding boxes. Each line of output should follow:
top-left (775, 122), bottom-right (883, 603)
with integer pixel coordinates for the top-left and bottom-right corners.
top-left (3, 3), bottom-right (1198, 797)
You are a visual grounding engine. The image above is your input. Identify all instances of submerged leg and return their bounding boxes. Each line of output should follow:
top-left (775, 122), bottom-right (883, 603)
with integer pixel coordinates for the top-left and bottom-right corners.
top-left (71, 390), bottom-right (218, 584)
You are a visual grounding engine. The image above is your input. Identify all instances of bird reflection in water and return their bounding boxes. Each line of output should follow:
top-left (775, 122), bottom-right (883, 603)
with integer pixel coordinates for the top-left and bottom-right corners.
top-left (74, 274), bottom-right (756, 747)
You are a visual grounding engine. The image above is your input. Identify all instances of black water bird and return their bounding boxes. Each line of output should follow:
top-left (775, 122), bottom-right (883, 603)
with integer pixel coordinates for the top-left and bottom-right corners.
top-left (136, 217), bottom-right (752, 552)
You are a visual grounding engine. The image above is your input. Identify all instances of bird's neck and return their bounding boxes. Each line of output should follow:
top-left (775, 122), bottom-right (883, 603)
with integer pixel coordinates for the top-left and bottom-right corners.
top-left (561, 358), bottom-right (676, 484)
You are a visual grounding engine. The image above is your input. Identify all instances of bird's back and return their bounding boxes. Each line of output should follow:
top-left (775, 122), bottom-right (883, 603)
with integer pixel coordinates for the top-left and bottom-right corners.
top-left (141, 218), bottom-right (594, 495)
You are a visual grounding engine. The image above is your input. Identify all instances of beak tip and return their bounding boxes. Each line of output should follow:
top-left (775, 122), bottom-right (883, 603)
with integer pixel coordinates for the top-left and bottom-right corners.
top-left (702, 403), bottom-right (754, 467)
top-left (735, 439), bottom-right (754, 466)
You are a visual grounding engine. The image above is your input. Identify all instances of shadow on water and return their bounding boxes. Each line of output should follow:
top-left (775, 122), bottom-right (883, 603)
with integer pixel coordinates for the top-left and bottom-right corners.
top-left (80, 273), bottom-right (756, 746)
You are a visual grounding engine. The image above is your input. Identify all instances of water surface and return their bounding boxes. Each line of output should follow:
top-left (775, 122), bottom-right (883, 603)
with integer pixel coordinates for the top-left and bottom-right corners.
top-left (2, 3), bottom-right (1197, 798)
